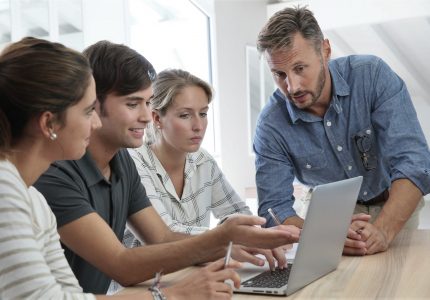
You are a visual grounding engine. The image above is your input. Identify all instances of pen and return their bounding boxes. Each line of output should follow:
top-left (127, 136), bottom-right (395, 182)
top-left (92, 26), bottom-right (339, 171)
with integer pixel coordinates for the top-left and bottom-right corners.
top-left (268, 208), bottom-right (282, 226)
top-left (224, 241), bottom-right (233, 268)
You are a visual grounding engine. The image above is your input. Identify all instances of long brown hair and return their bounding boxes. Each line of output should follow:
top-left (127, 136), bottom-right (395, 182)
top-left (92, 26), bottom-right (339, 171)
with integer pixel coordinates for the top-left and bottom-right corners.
top-left (0, 37), bottom-right (92, 157)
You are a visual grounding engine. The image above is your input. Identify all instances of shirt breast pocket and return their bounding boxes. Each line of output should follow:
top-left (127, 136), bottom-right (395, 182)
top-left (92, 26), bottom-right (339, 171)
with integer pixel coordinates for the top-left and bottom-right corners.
top-left (353, 126), bottom-right (377, 171)
top-left (293, 150), bottom-right (327, 182)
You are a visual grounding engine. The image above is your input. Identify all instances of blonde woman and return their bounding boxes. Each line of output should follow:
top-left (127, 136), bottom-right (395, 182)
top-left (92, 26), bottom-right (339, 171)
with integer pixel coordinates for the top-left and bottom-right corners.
top-left (127, 69), bottom-right (286, 269)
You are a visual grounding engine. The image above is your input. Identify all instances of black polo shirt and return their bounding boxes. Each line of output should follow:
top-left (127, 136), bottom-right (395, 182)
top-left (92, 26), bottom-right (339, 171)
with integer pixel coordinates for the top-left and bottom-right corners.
top-left (35, 149), bottom-right (151, 294)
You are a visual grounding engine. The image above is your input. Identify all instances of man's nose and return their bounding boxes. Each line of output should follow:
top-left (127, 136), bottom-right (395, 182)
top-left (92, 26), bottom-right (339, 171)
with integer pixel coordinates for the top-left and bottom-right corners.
top-left (139, 104), bottom-right (152, 123)
top-left (287, 74), bottom-right (301, 95)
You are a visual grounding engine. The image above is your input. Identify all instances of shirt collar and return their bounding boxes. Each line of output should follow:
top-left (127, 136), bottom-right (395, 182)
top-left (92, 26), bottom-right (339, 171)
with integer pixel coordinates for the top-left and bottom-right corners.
top-left (329, 61), bottom-right (350, 97)
top-left (141, 142), bottom-right (205, 181)
top-left (76, 150), bottom-right (124, 187)
top-left (284, 62), bottom-right (351, 124)
top-left (138, 143), bottom-right (197, 201)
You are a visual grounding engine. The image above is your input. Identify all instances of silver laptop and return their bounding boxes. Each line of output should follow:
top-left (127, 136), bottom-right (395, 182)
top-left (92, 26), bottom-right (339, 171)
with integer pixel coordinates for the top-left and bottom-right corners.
top-left (234, 176), bottom-right (363, 296)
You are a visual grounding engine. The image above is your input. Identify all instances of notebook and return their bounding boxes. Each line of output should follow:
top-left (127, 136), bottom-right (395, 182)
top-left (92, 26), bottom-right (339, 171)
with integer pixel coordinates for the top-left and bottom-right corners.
top-left (234, 176), bottom-right (363, 296)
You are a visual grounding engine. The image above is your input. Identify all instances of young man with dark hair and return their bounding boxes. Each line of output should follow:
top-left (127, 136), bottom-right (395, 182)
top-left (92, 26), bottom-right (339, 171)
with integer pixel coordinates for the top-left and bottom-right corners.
top-left (35, 41), bottom-right (300, 294)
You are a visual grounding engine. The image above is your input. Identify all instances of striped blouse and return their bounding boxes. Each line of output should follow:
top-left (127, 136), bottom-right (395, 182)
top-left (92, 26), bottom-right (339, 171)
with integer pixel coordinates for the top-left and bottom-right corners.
top-left (126, 143), bottom-right (251, 237)
top-left (0, 160), bottom-right (95, 300)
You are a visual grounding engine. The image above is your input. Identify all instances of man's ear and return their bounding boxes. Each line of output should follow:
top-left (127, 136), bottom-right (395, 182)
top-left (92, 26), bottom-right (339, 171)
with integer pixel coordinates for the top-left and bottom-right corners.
top-left (322, 38), bottom-right (331, 61)
top-left (38, 111), bottom-right (57, 140)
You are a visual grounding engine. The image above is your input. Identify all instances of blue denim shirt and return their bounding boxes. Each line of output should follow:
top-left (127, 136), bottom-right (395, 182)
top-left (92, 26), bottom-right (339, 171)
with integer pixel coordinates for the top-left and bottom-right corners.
top-left (254, 55), bottom-right (430, 227)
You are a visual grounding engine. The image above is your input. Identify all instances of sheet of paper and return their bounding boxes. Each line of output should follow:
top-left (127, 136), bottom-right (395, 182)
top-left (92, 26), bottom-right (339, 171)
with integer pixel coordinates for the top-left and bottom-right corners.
top-left (286, 243), bottom-right (298, 260)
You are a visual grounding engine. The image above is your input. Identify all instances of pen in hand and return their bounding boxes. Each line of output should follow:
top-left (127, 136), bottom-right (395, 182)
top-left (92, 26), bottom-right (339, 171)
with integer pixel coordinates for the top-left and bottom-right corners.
top-left (268, 208), bottom-right (293, 266)
top-left (224, 241), bottom-right (233, 269)
top-left (268, 208), bottom-right (282, 226)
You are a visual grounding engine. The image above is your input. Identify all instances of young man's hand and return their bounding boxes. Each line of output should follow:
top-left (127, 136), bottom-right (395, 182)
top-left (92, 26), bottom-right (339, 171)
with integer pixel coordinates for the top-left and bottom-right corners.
top-left (218, 214), bottom-right (300, 249)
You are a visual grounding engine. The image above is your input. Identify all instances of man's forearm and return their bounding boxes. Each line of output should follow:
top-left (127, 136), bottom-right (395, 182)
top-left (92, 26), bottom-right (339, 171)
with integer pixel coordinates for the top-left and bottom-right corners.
top-left (158, 225), bottom-right (208, 242)
top-left (120, 214), bottom-right (299, 286)
top-left (121, 229), bottom-right (226, 286)
top-left (162, 230), bottom-right (191, 242)
top-left (373, 178), bottom-right (422, 243)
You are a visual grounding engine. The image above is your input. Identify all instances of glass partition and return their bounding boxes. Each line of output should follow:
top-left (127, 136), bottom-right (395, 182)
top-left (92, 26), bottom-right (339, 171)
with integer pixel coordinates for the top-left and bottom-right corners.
top-left (246, 45), bottom-right (275, 153)
top-left (0, 0), bottom-right (11, 49)
top-left (0, 0), bottom-right (83, 52)
top-left (19, 0), bottom-right (49, 38)
top-left (128, 0), bottom-right (214, 152)
top-left (57, 0), bottom-right (83, 50)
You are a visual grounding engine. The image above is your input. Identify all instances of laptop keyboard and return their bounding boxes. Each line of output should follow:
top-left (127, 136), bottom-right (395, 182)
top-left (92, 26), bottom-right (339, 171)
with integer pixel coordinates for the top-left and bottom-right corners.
top-left (242, 264), bottom-right (293, 288)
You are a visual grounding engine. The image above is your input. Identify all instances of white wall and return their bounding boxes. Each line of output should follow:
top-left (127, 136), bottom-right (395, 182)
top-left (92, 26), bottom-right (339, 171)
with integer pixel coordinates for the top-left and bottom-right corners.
top-left (212, 0), bottom-right (267, 198)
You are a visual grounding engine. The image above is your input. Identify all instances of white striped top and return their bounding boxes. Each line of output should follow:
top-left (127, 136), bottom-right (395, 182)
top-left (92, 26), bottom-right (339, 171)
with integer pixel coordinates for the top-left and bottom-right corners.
top-left (0, 160), bottom-right (95, 300)
top-left (128, 143), bottom-right (251, 235)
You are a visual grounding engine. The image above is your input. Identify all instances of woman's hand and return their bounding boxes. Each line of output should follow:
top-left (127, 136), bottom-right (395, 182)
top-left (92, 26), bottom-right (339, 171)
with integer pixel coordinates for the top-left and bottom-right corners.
top-left (163, 258), bottom-right (241, 300)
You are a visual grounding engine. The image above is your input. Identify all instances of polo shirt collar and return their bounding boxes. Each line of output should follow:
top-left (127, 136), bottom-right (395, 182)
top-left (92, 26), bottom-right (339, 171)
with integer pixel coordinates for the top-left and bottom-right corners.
top-left (76, 150), bottom-right (124, 187)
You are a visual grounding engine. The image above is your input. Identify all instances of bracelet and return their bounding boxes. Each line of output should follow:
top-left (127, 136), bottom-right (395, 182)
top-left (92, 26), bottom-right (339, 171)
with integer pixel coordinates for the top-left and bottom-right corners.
top-left (149, 271), bottom-right (167, 300)
top-left (149, 286), bottom-right (167, 300)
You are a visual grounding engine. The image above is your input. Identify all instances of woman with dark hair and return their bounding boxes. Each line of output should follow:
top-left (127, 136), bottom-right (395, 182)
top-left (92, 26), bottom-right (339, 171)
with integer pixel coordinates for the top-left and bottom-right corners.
top-left (0, 37), bottom-right (240, 300)
top-left (0, 36), bottom-right (100, 299)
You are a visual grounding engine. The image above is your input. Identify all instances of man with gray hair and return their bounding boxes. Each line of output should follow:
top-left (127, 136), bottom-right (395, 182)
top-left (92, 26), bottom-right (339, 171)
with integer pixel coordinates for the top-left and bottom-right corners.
top-left (254, 6), bottom-right (430, 255)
